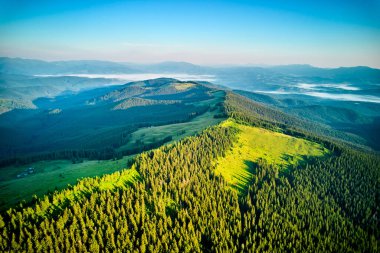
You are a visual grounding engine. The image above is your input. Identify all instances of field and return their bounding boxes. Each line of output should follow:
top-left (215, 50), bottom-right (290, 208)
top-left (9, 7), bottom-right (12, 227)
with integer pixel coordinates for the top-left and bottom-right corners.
top-left (118, 110), bottom-right (224, 152)
top-left (0, 155), bottom-right (135, 209)
top-left (117, 91), bottom-right (225, 151)
top-left (215, 119), bottom-right (330, 193)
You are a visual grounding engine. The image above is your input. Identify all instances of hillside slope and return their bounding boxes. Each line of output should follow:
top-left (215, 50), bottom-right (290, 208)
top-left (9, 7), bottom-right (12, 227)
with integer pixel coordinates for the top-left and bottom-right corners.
top-left (234, 89), bottom-right (380, 150)
top-left (215, 119), bottom-right (329, 193)
top-left (1, 90), bottom-right (379, 252)
top-left (0, 79), bottom-right (217, 162)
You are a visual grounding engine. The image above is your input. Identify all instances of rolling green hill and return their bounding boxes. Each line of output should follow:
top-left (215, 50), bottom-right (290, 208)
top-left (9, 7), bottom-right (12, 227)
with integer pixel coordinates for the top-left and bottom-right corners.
top-left (0, 80), bottom-right (379, 252)
top-left (113, 98), bottom-right (180, 110)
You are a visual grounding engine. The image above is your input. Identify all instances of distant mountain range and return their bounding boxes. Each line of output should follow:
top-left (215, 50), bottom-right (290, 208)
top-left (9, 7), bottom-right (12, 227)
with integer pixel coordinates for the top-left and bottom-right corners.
top-left (0, 57), bottom-right (214, 75)
top-left (1, 57), bottom-right (380, 108)
top-left (1, 57), bottom-right (379, 150)
top-left (2, 57), bottom-right (380, 97)
top-left (0, 58), bottom-right (139, 75)
top-left (1, 57), bottom-right (380, 81)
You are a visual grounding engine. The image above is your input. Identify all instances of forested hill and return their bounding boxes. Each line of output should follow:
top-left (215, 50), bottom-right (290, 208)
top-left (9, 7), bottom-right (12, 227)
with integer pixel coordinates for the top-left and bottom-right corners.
top-left (0, 91), bottom-right (379, 252)
top-left (224, 92), bottom-right (370, 149)
top-left (0, 78), bottom-right (215, 164)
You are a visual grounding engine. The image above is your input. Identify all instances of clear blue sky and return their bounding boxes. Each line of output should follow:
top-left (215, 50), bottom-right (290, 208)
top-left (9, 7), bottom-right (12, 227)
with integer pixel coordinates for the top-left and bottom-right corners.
top-left (0, 0), bottom-right (379, 67)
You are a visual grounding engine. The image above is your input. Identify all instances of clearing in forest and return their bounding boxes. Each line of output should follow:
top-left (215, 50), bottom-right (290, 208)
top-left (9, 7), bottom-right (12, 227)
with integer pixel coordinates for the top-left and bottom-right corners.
top-left (215, 119), bottom-right (330, 193)
top-left (0, 155), bottom-right (137, 209)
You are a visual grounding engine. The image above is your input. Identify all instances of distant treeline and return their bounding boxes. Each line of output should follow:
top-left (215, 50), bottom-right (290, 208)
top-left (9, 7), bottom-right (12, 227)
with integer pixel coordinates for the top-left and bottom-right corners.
top-left (0, 105), bottom-right (209, 168)
top-left (0, 136), bottom-right (173, 168)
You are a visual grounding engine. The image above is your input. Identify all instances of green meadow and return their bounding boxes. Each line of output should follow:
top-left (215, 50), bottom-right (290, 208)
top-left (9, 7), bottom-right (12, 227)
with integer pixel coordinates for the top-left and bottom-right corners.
top-left (215, 119), bottom-right (330, 193)
top-left (117, 91), bottom-right (225, 152)
top-left (118, 110), bottom-right (224, 152)
top-left (0, 155), bottom-right (135, 209)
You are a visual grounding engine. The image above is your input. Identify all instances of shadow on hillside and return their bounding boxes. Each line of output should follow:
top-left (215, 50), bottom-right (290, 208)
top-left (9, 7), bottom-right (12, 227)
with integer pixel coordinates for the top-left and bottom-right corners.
top-left (231, 160), bottom-right (257, 195)
top-left (279, 151), bottom-right (331, 179)
top-left (232, 150), bottom-right (332, 196)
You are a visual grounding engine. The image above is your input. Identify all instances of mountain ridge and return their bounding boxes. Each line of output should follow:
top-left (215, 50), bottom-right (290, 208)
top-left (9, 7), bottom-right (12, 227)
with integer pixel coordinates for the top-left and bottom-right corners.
top-left (2, 57), bottom-right (380, 75)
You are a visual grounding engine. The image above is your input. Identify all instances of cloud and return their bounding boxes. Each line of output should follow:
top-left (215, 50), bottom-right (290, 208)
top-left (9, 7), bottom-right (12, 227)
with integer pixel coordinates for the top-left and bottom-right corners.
top-left (303, 92), bottom-right (380, 103)
top-left (256, 90), bottom-right (380, 103)
top-left (296, 83), bottom-right (360, 91)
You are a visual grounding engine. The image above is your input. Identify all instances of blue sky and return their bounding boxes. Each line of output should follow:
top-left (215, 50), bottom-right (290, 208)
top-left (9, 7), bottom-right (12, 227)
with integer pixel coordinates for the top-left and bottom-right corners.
top-left (0, 0), bottom-right (379, 67)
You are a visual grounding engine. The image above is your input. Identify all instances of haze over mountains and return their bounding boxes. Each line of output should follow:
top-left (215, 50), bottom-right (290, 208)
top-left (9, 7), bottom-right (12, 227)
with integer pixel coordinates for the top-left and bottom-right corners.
top-left (2, 57), bottom-right (380, 102)
top-left (1, 57), bottom-right (380, 151)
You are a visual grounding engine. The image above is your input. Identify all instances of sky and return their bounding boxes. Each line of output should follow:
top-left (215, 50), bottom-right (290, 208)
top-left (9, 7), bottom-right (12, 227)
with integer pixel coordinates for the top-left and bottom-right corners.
top-left (0, 0), bottom-right (379, 68)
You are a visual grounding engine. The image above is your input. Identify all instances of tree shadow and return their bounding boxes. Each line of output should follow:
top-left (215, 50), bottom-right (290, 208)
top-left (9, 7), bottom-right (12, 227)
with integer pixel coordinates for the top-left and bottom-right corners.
top-left (230, 160), bottom-right (257, 195)
top-left (279, 151), bottom-right (332, 178)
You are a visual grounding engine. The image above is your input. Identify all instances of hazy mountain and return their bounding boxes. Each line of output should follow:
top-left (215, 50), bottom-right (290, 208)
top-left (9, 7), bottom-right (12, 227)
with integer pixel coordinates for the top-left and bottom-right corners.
top-left (126, 61), bottom-right (213, 74)
top-left (268, 64), bottom-right (380, 84)
top-left (2, 57), bottom-right (380, 87)
top-left (1, 57), bottom-right (380, 119)
top-left (0, 57), bottom-right (139, 75)
top-left (0, 73), bottom-right (123, 113)
top-left (88, 78), bottom-right (211, 105)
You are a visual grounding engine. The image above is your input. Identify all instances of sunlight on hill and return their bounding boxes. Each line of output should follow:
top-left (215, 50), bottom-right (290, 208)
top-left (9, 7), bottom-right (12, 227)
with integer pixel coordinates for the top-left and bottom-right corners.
top-left (171, 82), bottom-right (195, 90)
top-left (117, 90), bottom-right (225, 152)
top-left (215, 119), bottom-right (330, 193)
top-left (0, 155), bottom-right (136, 209)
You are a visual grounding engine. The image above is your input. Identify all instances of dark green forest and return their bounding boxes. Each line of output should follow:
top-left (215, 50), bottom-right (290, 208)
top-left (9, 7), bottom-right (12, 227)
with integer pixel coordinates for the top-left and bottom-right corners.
top-left (0, 92), bottom-right (379, 252)
top-left (0, 78), bottom-right (216, 166)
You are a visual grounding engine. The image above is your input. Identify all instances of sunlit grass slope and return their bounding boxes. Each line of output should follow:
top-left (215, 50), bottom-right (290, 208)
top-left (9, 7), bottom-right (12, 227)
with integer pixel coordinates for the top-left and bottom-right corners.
top-left (215, 119), bottom-right (330, 193)
top-left (171, 82), bottom-right (195, 90)
top-left (31, 166), bottom-right (140, 218)
top-left (0, 155), bottom-right (136, 209)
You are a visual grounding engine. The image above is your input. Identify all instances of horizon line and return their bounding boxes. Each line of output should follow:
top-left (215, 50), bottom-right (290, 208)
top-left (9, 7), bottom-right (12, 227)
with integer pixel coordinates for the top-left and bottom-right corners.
top-left (1, 56), bottom-right (379, 70)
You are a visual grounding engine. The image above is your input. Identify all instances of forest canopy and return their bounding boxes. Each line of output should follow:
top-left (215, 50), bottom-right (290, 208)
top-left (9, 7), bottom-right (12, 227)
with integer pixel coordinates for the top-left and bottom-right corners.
top-left (0, 91), bottom-right (379, 252)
